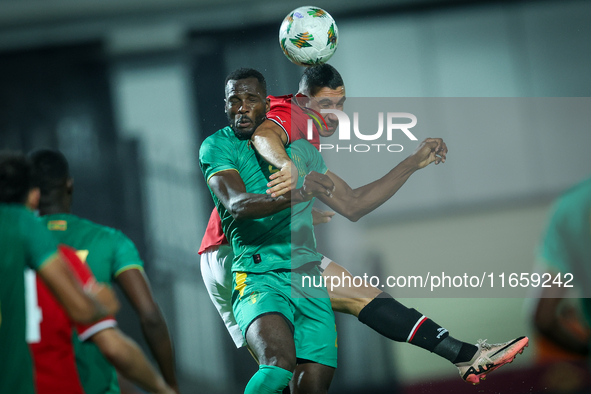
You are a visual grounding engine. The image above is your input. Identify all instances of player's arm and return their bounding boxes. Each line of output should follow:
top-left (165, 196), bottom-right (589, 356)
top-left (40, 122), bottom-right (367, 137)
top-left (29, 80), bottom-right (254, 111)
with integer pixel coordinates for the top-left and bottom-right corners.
top-left (251, 119), bottom-right (296, 198)
top-left (308, 138), bottom-right (447, 222)
top-left (37, 251), bottom-right (119, 323)
top-left (91, 328), bottom-right (175, 394)
top-left (116, 269), bottom-right (179, 393)
top-left (208, 169), bottom-right (309, 220)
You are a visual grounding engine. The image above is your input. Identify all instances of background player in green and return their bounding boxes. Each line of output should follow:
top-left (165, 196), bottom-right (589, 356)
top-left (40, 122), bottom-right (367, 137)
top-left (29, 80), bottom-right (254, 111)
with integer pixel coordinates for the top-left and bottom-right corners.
top-left (533, 176), bottom-right (591, 356)
top-left (0, 151), bottom-right (119, 394)
top-left (29, 149), bottom-right (179, 394)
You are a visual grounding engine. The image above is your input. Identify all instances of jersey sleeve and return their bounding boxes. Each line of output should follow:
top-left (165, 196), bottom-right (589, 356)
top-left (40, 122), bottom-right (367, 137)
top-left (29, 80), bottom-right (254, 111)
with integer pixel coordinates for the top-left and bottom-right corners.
top-left (23, 213), bottom-right (59, 271)
top-left (266, 105), bottom-right (294, 144)
top-left (58, 245), bottom-right (118, 341)
top-left (199, 135), bottom-right (239, 183)
top-left (266, 100), bottom-right (321, 147)
top-left (111, 231), bottom-right (144, 278)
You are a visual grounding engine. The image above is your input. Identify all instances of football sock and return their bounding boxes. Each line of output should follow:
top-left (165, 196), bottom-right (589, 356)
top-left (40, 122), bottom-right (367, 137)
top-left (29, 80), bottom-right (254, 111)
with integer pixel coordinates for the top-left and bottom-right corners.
top-left (451, 342), bottom-right (479, 364)
top-left (358, 292), bottom-right (477, 363)
top-left (244, 364), bottom-right (293, 394)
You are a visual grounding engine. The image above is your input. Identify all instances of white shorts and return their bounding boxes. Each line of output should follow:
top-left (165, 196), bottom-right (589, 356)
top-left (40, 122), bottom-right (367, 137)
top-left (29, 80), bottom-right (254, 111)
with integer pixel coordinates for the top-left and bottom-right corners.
top-left (200, 244), bottom-right (246, 348)
top-left (200, 244), bottom-right (334, 348)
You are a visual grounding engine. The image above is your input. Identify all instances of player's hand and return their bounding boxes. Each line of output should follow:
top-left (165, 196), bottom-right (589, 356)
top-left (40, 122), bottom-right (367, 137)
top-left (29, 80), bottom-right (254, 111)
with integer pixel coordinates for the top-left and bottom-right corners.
top-left (298, 171), bottom-right (335, 201)
top-left (409, 138), bottom-right (448, 169)
top-left (267, 161), bottom-right (297, 198)
top-left (312, 207), bottom-right (336, 225)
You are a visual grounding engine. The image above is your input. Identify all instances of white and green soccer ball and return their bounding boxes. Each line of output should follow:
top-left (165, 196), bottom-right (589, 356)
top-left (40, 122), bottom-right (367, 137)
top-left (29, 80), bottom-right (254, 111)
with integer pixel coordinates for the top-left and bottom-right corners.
top-left (279, 6), bottom-right (338, 67)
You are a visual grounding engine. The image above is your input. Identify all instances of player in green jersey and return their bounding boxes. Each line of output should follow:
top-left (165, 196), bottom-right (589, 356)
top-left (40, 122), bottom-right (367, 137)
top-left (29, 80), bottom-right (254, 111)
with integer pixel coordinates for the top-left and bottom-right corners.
top-left (0, 151), bottom-right (119, 394)
top-left (200, 68), bottom-right (529, 392)
top-left (200, 69), bottom-right (446, 393)
top-left (29, 149), bottom-right (178, 394)
top-left (533, 177), bottom-right (591, 356)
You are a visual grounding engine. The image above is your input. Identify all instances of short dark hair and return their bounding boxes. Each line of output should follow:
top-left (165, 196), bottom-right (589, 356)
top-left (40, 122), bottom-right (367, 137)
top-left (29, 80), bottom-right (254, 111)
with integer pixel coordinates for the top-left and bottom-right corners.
top-left (28, 149), bottom-right (70, 197)
top-left (225, 68), bottom-right (267, 96)
top-left (299, 63), bottom-right (344, 96)
top-left (0, 151), bottom-right (35, 204)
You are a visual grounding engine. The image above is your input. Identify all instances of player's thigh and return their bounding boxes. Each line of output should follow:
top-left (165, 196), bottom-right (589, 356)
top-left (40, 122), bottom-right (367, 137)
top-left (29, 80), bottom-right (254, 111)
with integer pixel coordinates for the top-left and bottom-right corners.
top-left (201, 246), bottom-right (247, 348)
top-left (233, 270), bottom-right (297, 369)
top-left (200, 244), bottom-right (233, 294)
top-left (246, 313), bottom-right (296, 371)
top-left (292, 266), bottom-right (338, 370)
top-left (322, 259), bottom-right (381, 300)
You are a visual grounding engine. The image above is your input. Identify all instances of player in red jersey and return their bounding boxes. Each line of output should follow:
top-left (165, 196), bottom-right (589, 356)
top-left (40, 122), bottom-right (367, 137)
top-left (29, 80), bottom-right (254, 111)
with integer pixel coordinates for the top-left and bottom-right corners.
top-left (29, 245), bottom-right (174, 394)
top-left (29, 245), bottom-right (116, 394)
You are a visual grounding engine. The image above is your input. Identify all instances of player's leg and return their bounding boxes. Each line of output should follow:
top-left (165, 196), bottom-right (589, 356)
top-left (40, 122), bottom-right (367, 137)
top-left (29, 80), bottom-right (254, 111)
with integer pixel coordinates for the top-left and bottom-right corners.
top-left (200, 245), bottom-right (246, 348)
top-left (290, 362), bottom-right (334, 394)
top-left (321, 258), bottom-right (528, 384)
top-left (292, 265), bottom-right (337, 393)
top-left (244, 314), bottom-right (296, 394)
top-left (323, 258), bottom-right (464, 359)
top-left (233, 271), bottom-right (297, 393)
top-left (321, 258), bottom-right (380, 315)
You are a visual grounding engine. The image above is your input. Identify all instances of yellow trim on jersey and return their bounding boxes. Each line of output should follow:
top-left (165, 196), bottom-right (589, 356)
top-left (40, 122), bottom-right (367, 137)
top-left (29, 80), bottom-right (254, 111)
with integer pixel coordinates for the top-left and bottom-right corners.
top-left (206, 168), bottom-right (240, 183)
top-left (235, 272), bottom-right (248, 297)
top-left (308, 112), bottom-right (324, 131)
top-left (76, 250), bottom-right (89, 263)
top-left (47, 220), bottom-right (67, 231)
top-left (114, 264), bottom-right (144, 278)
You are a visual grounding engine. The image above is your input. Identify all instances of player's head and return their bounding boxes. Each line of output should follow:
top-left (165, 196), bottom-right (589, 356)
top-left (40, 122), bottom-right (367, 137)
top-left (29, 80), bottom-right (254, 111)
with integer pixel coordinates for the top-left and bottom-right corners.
top-left (298, 63), bottom-right (346, 137)
top-left (0, 151), bottom-right (40, 208)
top-left (28, 149), bottom-right (73, 214)
top-left (225, 68), bottom-right (270, 140)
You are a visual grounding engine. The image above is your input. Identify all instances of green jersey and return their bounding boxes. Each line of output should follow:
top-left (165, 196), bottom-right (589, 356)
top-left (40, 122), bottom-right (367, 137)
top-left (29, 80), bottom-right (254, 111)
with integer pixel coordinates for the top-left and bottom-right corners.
top-left (0, 204), bottom-right (58, 394)
top-left (538, 177), bottom-right (591, 324)
top-left (199, 126), bottom-right (327, 273)
top-left (41, 213), bottom-right (145, 394)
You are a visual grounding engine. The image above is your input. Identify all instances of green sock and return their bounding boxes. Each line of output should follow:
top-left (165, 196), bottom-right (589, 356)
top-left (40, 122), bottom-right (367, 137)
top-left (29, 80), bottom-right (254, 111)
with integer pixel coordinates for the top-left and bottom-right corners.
top-left (244, 364), bottom-right (293, 394)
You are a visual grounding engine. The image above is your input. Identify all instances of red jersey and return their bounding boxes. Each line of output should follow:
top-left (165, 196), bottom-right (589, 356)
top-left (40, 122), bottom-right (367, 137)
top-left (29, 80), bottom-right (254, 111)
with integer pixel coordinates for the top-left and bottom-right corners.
top-left (198, 208), bottom-right (227, 254)
top-left (199, 94), bottom-right (324, 253)
top-left (29, 245), bottom-right (116, 394)
top-left (266, 94), bottom-right (324, 149)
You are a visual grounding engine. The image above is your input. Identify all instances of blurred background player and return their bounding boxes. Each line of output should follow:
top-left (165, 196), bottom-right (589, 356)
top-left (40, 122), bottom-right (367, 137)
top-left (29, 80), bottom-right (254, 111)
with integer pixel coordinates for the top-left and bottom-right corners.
top-left (29, 150), bottom-right (176, 394)
top-left (29, 149), bottom-right (179, 394)
top-left (29, 244), bottom-right (175, 394)
top-left (0, 151), bottom-right (119, 394)
top-left (530, 176), bottom-right (591, 392)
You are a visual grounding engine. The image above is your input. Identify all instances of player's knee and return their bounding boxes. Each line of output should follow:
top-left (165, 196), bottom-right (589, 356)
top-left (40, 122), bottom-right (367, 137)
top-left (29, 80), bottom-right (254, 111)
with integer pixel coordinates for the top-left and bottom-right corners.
top-left (249, 365), bottom-right (293, 393)
top-left (263, 353), bottom-right (296, 372)
top-left (331, 297), bottom-right (373, 317)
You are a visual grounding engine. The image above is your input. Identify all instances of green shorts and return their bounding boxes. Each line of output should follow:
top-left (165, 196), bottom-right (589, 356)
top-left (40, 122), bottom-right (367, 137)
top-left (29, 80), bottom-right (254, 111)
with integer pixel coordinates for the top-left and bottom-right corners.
top-left (232, 264), bottom-right (337, 368)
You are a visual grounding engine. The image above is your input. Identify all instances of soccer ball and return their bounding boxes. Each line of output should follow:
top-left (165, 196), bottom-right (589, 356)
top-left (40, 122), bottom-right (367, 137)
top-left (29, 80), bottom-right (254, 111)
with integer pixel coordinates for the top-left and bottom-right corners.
top-left (279, 6), bottom-right (338, 67)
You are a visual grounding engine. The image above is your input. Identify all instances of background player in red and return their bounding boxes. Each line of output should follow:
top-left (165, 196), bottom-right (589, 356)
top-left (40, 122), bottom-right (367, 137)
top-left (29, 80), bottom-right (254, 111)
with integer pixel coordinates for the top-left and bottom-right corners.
top-left (29, 243), bottom-right (175, 394)
top-left (30, 148), bottom-right (179, 394)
